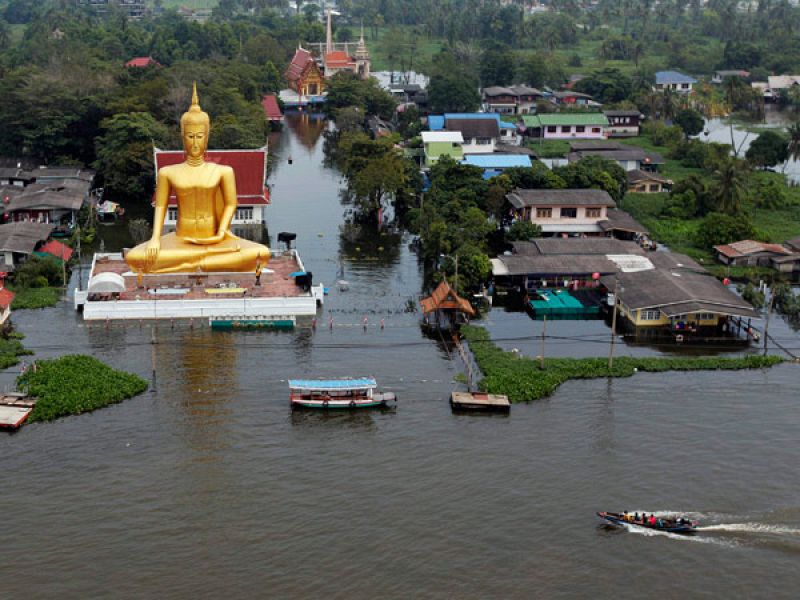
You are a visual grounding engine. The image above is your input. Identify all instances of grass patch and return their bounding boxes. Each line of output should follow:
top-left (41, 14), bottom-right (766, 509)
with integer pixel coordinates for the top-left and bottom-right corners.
top-left (365, 26), bottom-right (443, 73)
top-left (18, 355), bottom-right (149, 423)
top-left (526, 138), bottom-right (572, 158)
top-left (462, 325), bottom-right (784, 403)
top-left (8, 285), bottom-right (62, 310)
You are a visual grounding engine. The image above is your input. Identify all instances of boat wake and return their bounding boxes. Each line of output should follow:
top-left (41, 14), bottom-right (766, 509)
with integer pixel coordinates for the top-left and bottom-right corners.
top-left (619, 523), bottom-right (739, 547)
top-left (698, 523), bottom-right (800, 535)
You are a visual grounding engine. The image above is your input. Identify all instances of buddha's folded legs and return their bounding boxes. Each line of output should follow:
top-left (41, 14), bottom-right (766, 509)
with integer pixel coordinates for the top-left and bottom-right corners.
top-left (126, 232), bottom-right (270, 274)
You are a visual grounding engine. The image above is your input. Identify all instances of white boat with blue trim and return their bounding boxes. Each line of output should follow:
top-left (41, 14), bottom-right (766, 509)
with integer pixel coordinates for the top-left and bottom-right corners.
top-left (288, 378), bottom-right (396, 409)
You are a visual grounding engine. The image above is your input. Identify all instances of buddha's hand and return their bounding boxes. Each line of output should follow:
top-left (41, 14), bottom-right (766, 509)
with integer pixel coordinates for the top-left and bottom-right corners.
top-left (145, 238), bottom-right (160, 265)
top-left (184, 232), bottom-right (228, 245)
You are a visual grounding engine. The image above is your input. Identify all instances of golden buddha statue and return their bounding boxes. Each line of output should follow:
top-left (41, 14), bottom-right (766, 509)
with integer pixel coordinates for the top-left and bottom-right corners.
top-left (125, 84), bottom-right (270, 274)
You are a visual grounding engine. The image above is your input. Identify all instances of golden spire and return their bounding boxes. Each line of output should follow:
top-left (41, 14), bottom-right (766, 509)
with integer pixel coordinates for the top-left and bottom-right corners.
top-left (190, 81), bottom-right (201, 112)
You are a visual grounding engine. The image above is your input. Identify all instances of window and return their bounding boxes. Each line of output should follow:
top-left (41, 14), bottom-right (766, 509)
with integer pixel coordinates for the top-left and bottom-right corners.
top-left (235, 207), bottom-right (253, 221)
top-left (682, 83), bottom-right (690, 89)
top-left (585, 207), bottom-right (601, 218)
top-left (536, 207), bottom-right (552, 218)
top-left (641, 310), bottom-right (661, 321)
top-left (560, 207), bottom-right (577, 218)
top-left (547, 126), bottom-right (557, 133)
top-left (648, 184), bottom-right (660, 192)
top-left (591, 127), bottom-right (601, 133)
top-left (698, 313), bottom-right (716, 321)
top-left (575, 125), bottom-right (585, 133)
top-left (477, 138), bottom-right (491, 145)
top-left (562, 126), bottom-right (572, 133)
top-left (167, 208), bottom-right (178, 221)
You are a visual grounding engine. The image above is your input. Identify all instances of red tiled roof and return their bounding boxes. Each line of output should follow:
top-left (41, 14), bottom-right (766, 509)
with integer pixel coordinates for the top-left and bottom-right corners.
top-left (0, 287), bottom-right (14, 309)
top-left (38, 239), bottom-right (74, 262)
top-left (261, 94), bottom-right (283, 121)
top-left (154, 149), bottom-right (270, 206)
top-left (286, 48), bottom-right (315, 83)
top-left (125, 56), bottom-right (161, 68)
top-left (420, 280), bottom-right (476, 316)
top-left (325, 50), bottom-right (355, 67)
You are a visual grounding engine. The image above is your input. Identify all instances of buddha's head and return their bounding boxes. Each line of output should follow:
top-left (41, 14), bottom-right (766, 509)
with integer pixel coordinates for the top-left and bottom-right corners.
top-left (181, 82), bottom-right (210, 160)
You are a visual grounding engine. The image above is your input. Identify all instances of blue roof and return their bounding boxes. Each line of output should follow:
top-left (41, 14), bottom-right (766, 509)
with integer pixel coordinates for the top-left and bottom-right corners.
top-left (655, 70), bottom-right (697, 85)
top-left (288, 378), bottom-right (377, 390)
top-left (428, 115), bottom-right (445, 131)
top-left (462, 154), bottom-right (532, 169)
top-left (500, 121), bottom-right (517, 130)
top-left (444, 112), bottom-right (502, 123)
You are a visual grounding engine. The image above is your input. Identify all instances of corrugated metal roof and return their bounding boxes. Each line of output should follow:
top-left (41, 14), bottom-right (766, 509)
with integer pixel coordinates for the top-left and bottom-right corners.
top-left (507, 188), bottom-right (615, 208)
top-left (655, 70), bottom-right (697, 85)
top-left (522, 113), bottom-right (609, 127)
top-left (288, 378), bottom-right (377, 390)
top-left (462, 154), bottom-right (531, 168)
top-left (422, 131), bottom-right (463, 143)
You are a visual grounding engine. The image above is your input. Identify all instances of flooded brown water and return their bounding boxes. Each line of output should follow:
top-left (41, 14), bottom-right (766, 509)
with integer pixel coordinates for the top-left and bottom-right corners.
top-left (1, 116), bottom-right (798, 598)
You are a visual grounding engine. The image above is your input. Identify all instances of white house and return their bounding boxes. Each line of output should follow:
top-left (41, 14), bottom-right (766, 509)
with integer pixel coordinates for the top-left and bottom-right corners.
top-left (654, 71), bottom-right (697, 93)
top-left (506, 188), bottom-right (617, 236)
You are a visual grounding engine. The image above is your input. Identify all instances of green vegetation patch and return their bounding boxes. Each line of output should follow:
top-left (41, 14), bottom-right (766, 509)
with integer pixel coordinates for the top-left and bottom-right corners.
top-left (462, 325), bottom-right (784, 403)
top-left (18, 355), bottom-right (149, 423)
top-left (8, 285), bottom-right (62, 310)
top-left (0, 336), bottom-right (33, 370)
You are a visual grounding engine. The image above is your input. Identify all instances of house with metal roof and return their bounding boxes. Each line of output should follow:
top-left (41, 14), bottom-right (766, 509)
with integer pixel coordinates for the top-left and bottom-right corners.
top-left (2, 179), bottom-right (89, 228)
top-left (603, 110), bottom-right (644, 137)
top-left (421, 131), bottom-right (464, 166)
top-left (507, 188), bottom-right (616, 235)
top-left (482, 85), bottom-right (543, 115)
top-left (521, 113), bottom-right (609, 140)
top-left (568, 140), bottom-right (665, 172)
top-left (654, 70), bottom-right (697, 93)
top-left (445, 118), bottom-right (501, 155)
top-left (601, 266), bottom-right (759, 342)
top-left (0, 222), bottom-right (55, 273)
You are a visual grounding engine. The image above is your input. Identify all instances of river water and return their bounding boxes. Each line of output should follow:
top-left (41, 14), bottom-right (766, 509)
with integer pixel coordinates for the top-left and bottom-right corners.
top-left (2, 116), bottom-right (799, 599)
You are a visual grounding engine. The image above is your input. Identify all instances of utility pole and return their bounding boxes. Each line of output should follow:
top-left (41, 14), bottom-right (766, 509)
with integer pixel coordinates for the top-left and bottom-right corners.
top-left (540, 314), bottom-right (547, 370)
top-left (454, 254), bottom-right (458, 293)
top-left (608, 277), bottom-right (620, 371)
top-left (764, 285), bottom-right (775, 356)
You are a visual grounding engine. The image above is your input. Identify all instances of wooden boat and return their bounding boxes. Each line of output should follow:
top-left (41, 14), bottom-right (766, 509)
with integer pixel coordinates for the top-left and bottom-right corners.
top-left (210, 315), bottom-right (295, 330)
top-left (597, 511), bottom-right (699, 534)
top-left (288, 378), bottom-right (396, 409)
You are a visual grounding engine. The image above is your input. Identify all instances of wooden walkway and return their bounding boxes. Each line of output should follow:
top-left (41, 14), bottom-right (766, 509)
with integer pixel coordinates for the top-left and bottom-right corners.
top-left (0, 393), bottom-right (36, 429)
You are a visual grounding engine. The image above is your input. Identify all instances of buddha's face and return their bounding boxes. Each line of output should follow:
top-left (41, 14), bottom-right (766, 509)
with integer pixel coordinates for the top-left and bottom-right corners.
top-left (182, 122), bottom-right (209, 159)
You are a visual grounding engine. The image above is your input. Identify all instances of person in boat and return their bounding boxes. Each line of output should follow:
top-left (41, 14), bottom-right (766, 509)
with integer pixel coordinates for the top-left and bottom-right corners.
top-left (634, 512), bottom-right (640, 523)
top-left (649, 515), bottom-right (657, 526)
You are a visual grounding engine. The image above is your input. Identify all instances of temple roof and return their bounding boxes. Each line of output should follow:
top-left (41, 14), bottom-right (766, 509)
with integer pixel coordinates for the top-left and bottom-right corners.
top-left (286, 47), bottom-right (316, 83)
top-left (325, 50), bottom-right (355, 68)
top-left (153, 148), bottom-right (270, 206)
top-left (420, 280), bottom-right (475, 316)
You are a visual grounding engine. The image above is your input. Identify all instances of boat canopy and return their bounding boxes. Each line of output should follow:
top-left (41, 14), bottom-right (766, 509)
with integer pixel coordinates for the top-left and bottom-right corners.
top-left (288, 378), bottom-right (377, 391)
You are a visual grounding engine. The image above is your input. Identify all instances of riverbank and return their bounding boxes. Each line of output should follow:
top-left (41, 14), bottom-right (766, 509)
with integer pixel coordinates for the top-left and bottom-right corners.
top-left (462, 325), bottom-right (785, 402)
top-left (0, 333), bottom-right (32, 369)
top-left (17, 355), bottom-right (149, 422)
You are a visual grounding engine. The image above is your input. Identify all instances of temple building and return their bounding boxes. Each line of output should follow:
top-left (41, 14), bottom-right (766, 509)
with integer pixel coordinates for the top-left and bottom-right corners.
top-left (286, 47), bottom-right (326, 97)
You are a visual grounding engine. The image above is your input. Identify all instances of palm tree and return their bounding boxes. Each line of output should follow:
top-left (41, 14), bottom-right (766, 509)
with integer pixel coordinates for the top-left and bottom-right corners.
top-left (713, 158), bottom-right (749, 215)
top-left (783, 122), bottom-right (800, 173)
